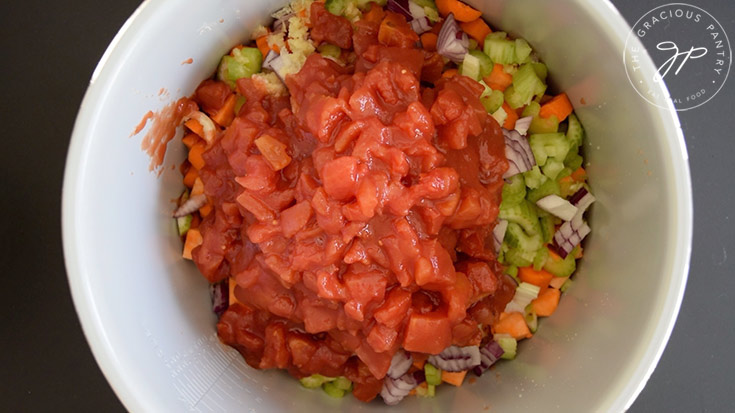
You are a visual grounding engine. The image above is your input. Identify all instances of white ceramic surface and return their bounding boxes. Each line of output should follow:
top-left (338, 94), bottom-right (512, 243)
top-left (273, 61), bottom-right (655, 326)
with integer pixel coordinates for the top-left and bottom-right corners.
top-left (62, 0), bottom-right (692, 411)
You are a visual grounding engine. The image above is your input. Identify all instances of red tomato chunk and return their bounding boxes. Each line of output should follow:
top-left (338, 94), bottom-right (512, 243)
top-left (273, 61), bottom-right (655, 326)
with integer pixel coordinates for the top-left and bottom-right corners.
top-left (190, 7), bottom-right (512, 402)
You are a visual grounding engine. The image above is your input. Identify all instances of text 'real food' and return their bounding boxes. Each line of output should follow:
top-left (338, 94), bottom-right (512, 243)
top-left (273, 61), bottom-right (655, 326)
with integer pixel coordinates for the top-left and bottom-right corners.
top-left (171, 0), bottom-right (594, 404)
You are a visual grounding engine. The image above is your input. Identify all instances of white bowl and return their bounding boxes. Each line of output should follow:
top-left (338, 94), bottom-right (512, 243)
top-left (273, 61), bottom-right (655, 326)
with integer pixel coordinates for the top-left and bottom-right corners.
top-left (62, 0), bottom-right (692, 411)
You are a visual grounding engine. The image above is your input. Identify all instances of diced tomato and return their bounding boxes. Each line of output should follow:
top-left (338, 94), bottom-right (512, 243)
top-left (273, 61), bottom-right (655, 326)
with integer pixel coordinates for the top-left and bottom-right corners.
top-left (403, 311), bottom-right (452, 354)
top-left (373, 287), bottom-right (412, 328)
top-left (321, 156), bottom-right (360, 201)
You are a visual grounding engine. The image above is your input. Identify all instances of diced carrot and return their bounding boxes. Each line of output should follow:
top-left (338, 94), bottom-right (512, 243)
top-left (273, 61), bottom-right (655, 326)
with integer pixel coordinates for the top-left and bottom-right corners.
top-left (188, 141), bottom-right (206, 170)
top-left (559, 175), bottom-right (573, 185)
top-left (185, 118), bottom-right (205, 139)
top-left (442, 370), bottom-right (468, 386)
top-left (254, 135), bottom-right (292, 171)
top-left (436, 0), bottom-right (482, 22)
top-left (199, 201), bottom-right (213, 217)
top-left (502, 102), bottom-right (518, 130)
top-left (191, 177), bottom-right (205, 197)
top-left (493, 312), bottom-right (532, 340)
top-left (539, 93), bottom-right (573, 121)
top-left (211, 94), bottom-right (237, 127)
top-left (483, 64), bottom-right (513, 92)
top-left (518, 266), bottom-right (554, 289)
top-left (182, 228), bottom-right (202, 260)
top-left (420, 32), bottom-right (438, 52)
top-left (412, 353), bottom-right (429, 370)
top-left (182, 133), bottom-right (201, 149)
top-left (442, 68), bottom-right (458, 79)
top-left (548, 275), bottom-right (569, 290)
top-left (459, 18), bottom-right (491, 43)
top-left (571, 166), bottom-right (587, 182)
top-left (532, 288), bottom-right (561, 317)
top-left (183, 167), bottom-right (199, 188)
top-left (256, 35), bottom-right (270, 57)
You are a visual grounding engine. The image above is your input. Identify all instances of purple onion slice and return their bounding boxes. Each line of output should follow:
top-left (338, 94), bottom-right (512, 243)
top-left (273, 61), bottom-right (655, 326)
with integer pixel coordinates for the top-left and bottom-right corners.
top-left (493, 219), bottom-right (509, 254)
top-left (210, 280), bottom-right (229, 317)
top-left (514, 116), bottom-right (533, 136)
top-left (473, 340), bottom-right (505, 376)
top-left (262, 50), bottom-right (287, 83)
top-left (380, 371), bottom-right (418, 405)
top-left (554, 212), bottom-right (591, 258)
top-left (437, 13), bottom-right (469, 63)
top-left (502, 128), bottom-right (536, 178)
top-left (386, 0), bottom-right (412, 19)
top-left (427, 345), bottom-right (481, 372)
top-left (386, 350), bottom-right (413, 379)
top-left (173, 194), bottom-right (207, 218)
top-left (536, 194), bottom-right (578, 221)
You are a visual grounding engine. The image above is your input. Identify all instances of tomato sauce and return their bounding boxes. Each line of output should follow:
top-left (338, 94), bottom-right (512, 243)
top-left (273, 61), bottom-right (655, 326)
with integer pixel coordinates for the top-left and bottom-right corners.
top-left (191, 8), bottom-right (511, 402)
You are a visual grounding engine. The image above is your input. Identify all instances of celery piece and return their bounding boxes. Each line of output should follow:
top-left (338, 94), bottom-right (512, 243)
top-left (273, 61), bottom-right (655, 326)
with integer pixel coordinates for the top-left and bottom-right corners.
top-left (539, 214), bottom-right (556, 244)
top-left (532, 245), bottom-right (549, 271)
top-left (411, 0), bottom-right (437, 10)
top-left (566, 113), bottom-right (585, 149)
top-left (484, 36), bottom-right (516, 65)
top-left (544, 249), bottom-right (577, 277)
top-left (524, 304), bottom-right (539, 333)
top-left (529, 133), bottom-right (570, 166)
top-left (318, 43), bottom-right (342, 60)
top-left (505, 247), bottom-right (533, 268)
top-left (499, 200), bottom-right (541, 236)
top-left (529, 114), bottom-right (559, 134)
top-left (491, 105), bottom-right (508, 127)
top-left (424, 6), bottom-right (440, 22)
top-left (468, 38), bottom-right (479, 50)
top-left (495, 335), bottom-right (518, 360)
top-left (299, 374), bottom-right (334, 389)
top-left (471, 49), bottom-right (494, 78)
top-left (527, 178), bottom-right (561, 204)
top-left (416, 383), bottom-right (436, 397)
top-left (522, 101), bottom-right (541, 117)
top-left (541, 158), bottom-right (565, 180)
top-left (531, 62), bottom-right (548, 82)
top-left (217, 47), bottom-right (263, 89)
top-left (514, 39), bottom-right (532, 63)
top-left (234, 95), bottom-right (247, 115)
top-left (523, 166), bottom-right (548, 189)
top-left (507, 63), bottom-right (546, 109)
top-left (481, 89), bottom-right (505, 113)
top-left (560, 278), bottom-right (573, 293)
top-left (325, 0), bottom-right (349, 15)
top-left (560, 179), bottom-right (585, 199)
top-left (501, 174), bottom-right (527, 207)
top-left (504, 265), bottom-right (519, 279)
top-left (504, 222), bottom-right (543, 255)
top-left (332, 376), bottom-right (352, 391)
top-left (425, 363), bottom-right (442, 386)
top-left (177, 215), bottom-right (192, 236)
top-left (322, 381), bottom-right (346, 398)
top-left (565, 152), bottom-right (584, 170)
top-left (487, 31), bottom-right (508, 40)
top-left (460, 53), bottom-right (482, 81)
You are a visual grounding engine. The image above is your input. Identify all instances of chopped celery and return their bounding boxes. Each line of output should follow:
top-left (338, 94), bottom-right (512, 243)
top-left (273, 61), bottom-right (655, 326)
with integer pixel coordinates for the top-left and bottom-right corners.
top-left (322, 381), bottom-right (346, 398)
top-left (529, 114), bottom-right (559, 134)
top-left (565, 151), bottom-right (584, 170)
top-left (504, 265), bottom-right (519, 279)
top-left (514, 39), bottom-right (532, 63)
top-left (505, 63), bottom-right (546, 109)
top-left (531, 62), bottom-right (548, 82)
top-left (526, 178), bottom-right (561, 203)
top-left (560, 278), bottom-right (573, 293)
top-left (325, 0), bottom-right (349, 15)
top-left (411, 0), bottom-right (437, 10)
top-left (561, 178), bottom-right (585, 199)
top-left (499, 200), bottom-right (541, 236)
top-left (504, 222), bottom-right (543, 256)
top-left (523, 166), bottom-right (548, 189)
top-left (538, 213), bottom-right (557, 244)
top-left (460, 53), bottom-right (482, 81)
top-left (495, 334), bottom-right (517, 360)
top-left (177, 215), bottom-right (192, 236)
top-left (416, 384), bottom-right (436, 397)
top-left (541, 158), bottom-right (565, 180)
top-left (424, 363), bottom-right (442, 385)
top-left (481, 89), bottom-right (505, 113)
top-left (424, 6), bottom-right (440, 22)
top-left (491, 105), bottom-right (508, 127)
top-left (217, 47), bottom-right (263, 89)
top-left (522, 101), bottom-right (541, 117)
top-left (487, 31), bottom-right (508, 40)
top-left (483, 36), bottom-right (516, 64)
top-left (566, 113), bottom-right (585, 149)
top-left (505, 282), bottom-right (541, 313)
top-left (505, 247), bottom-right (533, 268)
top-left (524, 304), bottom-right (539, 333)
top-left (332, 376), bottom-right (352, 391)
top-left (318, 43), bottom-right (341, 60)
top-left (532, 246), bottom-right (549, 271)
top-left (468, 38), bottom-right (479, 50)
top-left (299, 374), bottom-right (334, 389)
top-left (529, 133), bottom-right (570, 166)
top-left (501, 174), bottom-right (527, 207)
top-left (234, 95), bottom-right (247, 114)
top-left (557, 167), bottom-right (573, 180)
top-left (471, 50), bottom-right (494, 78)
top-left (544, 249), bottom-right (577, 277)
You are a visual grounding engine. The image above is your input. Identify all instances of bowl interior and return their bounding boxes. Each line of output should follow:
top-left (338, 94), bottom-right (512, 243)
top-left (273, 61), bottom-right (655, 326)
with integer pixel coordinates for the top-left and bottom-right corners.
top-left (63, 0), bottom-right (691, 411)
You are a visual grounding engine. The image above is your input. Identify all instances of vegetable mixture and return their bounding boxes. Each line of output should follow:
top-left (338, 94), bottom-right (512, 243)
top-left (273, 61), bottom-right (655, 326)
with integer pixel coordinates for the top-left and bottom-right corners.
top-left (172, 0), bottom-right (594, 404)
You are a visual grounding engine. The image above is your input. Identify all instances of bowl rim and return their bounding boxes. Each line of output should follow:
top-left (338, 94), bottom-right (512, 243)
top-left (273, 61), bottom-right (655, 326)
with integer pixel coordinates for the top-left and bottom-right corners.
top-left (61, 0), bottom-right (692, 411)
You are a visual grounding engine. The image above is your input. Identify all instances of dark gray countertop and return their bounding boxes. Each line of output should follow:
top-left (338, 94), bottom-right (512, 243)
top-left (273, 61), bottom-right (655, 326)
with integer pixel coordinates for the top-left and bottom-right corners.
top-left (1, 0), bottom-right (733, 411)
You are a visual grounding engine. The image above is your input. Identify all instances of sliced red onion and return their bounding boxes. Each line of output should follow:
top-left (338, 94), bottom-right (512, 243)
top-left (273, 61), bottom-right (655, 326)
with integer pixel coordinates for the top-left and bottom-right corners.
top-left (427, 345), bottom-right (481, 372)
top-left (554, 212), bottom-right (591, 258)
top-left (380, 371), bottom-right (418, 406)
top-left (437, 13), bottom-right (469, 63)
top-left (514, 116), bottom-right (533, 136)
top-left (502, 128), bottom-right (536, 178)
top-left (410, 16), bottom-right (432, 34)
top-left (386, 0), bottom-right (412, 19)
top-left (570, 187), bottom-right (595, 214)
top-left (473, 340), bottom-right (504, 376)
top-left (173, 194), bottom-right (207, 218)
top-left (387, 350), bottom-right (413, 379)
top-left (493, 219), bottom-right (509, 253)
top-left (210, 279), bottom-right (229, 317)
top-left (536, 194), bottom-right (578, 221)
top-left (262, 50), bottom-right (286, 83)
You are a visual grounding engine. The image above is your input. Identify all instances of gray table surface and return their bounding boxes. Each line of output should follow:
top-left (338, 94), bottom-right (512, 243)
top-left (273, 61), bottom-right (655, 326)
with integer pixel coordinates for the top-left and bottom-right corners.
top-left (1, 0), bottom-right (733, 411)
